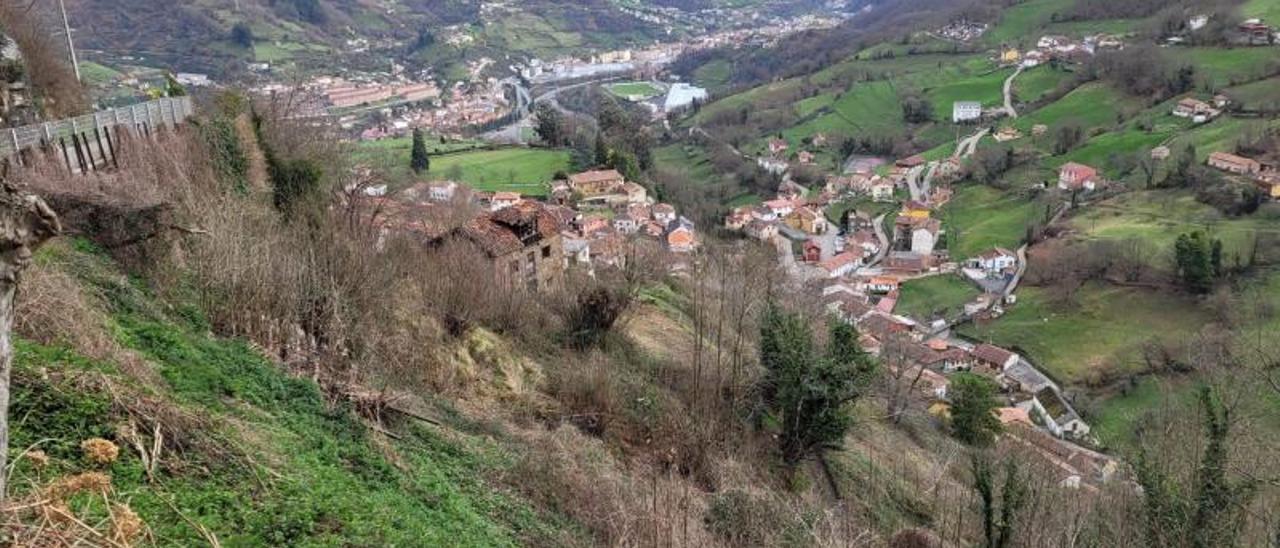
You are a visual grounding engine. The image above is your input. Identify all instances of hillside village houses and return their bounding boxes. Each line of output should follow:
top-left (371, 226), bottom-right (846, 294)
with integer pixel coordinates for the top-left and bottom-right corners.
top-left (1206, 150), bottom-right (1280, 199)
top-left (1172, 96), bottom-right (1223, 123)
top-left (1058, 162), bottom-right (1100, 191)
top-left (369, 166), bottom-right (697, 285)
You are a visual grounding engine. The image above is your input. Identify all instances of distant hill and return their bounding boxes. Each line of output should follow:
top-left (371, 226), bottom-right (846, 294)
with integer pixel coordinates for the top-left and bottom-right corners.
top-left (61, 0), bottom-right (841, 79)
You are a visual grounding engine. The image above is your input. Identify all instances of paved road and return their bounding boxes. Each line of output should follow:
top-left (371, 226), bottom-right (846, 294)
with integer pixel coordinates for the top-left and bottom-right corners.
top-left (1001, 66), bottom-right (1024, 119)
top-left (868, 213), bottom-right (890, 267)
top-left (483, 76), bottom-right (623, 144)
top-left (954, 128), bottom-right (989, 158)
top-left (1004, 244), bottom-right (1030, 298)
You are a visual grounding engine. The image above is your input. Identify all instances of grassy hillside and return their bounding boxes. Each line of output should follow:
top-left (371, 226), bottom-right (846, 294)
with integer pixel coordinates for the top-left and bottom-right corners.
top-left (10, 240), bottom-right (579, 546)
top-left (352, 142), bottom-right (570, 196)
top-left (959, 283), bottom-right (1211, 384)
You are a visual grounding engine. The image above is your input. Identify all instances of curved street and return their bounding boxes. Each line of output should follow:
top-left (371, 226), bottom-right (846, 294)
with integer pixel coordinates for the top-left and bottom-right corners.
top-left (1001, 66), bottom-right (1024, 119)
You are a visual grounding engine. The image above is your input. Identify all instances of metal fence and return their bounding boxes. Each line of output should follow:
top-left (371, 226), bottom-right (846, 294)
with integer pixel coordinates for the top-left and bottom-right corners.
top-left (2, 96), bottom-right (194, 159)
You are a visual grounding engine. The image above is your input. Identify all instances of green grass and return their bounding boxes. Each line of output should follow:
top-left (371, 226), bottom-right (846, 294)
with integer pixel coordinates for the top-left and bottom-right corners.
top-left (353, 144), bottom-right (569, 196)
top-left (983, 0), bottom-right (1075, 46)
top-left (1011, 65), bottom-right (1074, 104)
top-left (1051, 128), bottom-right (1171, 178)
top-left (958, 283), bottom-right (1210, 384)
top-left (1015, 82), bottom-right (1137, 135)
top-left (895, 275), bottom-right (982, 320)
top-left (1242, 0), bottom-right (1280, 24)
top-left (693, 59), bottom-right (734, 92)
top-left (253, 41), bottom-right (328, 62)
top-left (782, 81), bottom-right (908, 147)
top-left (1224, 75), bottom-right (1280, 111)
top-left (8, 242), bottom-right (576, 546)
top-left (924, 68), bottom-right (1012, 116)
top-left (1069, 190), bottom-right (1280, 268)
top-left (726, 192), bottom-right (762, 207)
top-left (943, 183), bottom-right (1047, 260)
top-left (607, 81), bottom-right (663, 99)
top-left (654, 144), bottom-right (720, 187)
top-left (79, 61), bottom-right (123, 86)
top-left (1184, 47), bottom-right (1280, 88)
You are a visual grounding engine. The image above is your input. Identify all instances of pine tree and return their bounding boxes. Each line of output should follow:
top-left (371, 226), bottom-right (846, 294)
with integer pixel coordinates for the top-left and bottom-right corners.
top-left (759, 305), bottom-right (875, 464)
top-left (950, 373), bottom-right (1002, 446)
top-left (1174, 231), bottom-right (1215, 294)
top-left (410, 129), bottom-right (430, 174)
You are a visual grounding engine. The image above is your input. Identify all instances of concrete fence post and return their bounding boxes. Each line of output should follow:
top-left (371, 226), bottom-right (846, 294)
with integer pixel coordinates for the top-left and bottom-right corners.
top-left (10, 129), bottom-right (21, 167)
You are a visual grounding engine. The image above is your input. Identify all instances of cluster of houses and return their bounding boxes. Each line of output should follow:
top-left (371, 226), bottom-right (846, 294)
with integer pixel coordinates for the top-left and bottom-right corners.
top-left (1173, 15), bottom-right (1278, 46)
top-left (726, 151), bottom-right (966, 278)
top-left (1171, 94), bottom-right (1230, 124)
top-left (1236, 18), bottom-right (1278, 46)
top-left (355, 79), bottom-right (513, 140)
top-left (363, 168), bottom-right (697, 289)
top-left (933, 20), bottom-right (988, 42)
top-left (1207, 150), bottom-right (1280, 199)
top-left (819, 277), bottom-right (1111, 485)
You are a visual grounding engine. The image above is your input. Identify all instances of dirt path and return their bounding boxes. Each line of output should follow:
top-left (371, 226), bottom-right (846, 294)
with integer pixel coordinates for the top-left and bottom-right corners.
top-left (1001, 66), bottom-right (1024, 119)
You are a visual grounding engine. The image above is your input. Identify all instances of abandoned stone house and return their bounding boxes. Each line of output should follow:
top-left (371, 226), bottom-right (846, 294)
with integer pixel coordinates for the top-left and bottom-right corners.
top-left (434, 201), bottom-right (564, 291)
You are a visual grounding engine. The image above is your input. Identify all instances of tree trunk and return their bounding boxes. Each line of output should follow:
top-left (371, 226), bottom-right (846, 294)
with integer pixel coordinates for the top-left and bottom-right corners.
top-left (0, 182), bottom-right (60, 501)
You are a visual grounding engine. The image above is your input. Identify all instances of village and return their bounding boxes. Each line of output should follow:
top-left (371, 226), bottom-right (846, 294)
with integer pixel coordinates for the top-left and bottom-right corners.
top-left (359, 167), bottom-right (699, 291)
top-left (712, 19), bottom-right (1280, 490)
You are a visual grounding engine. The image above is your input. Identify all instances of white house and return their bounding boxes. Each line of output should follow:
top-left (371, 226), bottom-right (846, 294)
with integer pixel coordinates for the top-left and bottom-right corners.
top-left (429, 181), bottom-right (459, 202)
top-left (763, 199), bottom-right (796, 218)
top-left (971, 247), bottom-right (1018, 273)
top-left (911, 219), bottom-right (941, 255)
top-left (1019, 388), bottom-right (1091, 439)
top-left (819, 252), bottom-right (860, 278)
top-left (953, 101), bottom-right (983, 123)
top-left (871, 180), bottom-right (895, 202)
top-left (864, 276), bottom-right (899, 294)
top-left (613, 217), bottom-right (641, 234)
top-left (490, 192), bottom-right (521, 211)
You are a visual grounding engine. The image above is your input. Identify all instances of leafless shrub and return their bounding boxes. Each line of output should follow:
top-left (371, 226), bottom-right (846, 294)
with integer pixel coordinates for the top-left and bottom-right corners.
top-left (0, 2), bottom-right (87, 117)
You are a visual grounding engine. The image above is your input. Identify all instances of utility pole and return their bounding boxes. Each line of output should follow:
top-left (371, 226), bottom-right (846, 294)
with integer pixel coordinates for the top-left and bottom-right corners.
top-left (57, 0), bottom-right (80, 83)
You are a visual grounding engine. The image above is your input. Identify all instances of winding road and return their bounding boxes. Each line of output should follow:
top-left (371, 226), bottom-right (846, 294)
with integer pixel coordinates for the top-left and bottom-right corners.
top-left (482, 76), bottom-right (624, 144)
top-left (1001, 66), bottom-right (1024, 119)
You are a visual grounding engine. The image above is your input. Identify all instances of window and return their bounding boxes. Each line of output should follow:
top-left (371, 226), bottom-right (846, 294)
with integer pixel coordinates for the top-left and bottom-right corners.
top-left (509, 260), bottom-right (519, 274)
top-left (542, 245), bottom-right (551, 258)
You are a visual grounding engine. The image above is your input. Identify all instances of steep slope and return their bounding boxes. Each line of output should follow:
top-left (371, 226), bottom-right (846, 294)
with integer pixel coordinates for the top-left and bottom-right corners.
top-left (7, 238), bottom-right (584, 546)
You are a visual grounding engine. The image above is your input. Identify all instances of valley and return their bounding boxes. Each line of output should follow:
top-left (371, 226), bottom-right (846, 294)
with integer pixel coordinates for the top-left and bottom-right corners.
top-left (0, 0), bottom-right (1277, 546)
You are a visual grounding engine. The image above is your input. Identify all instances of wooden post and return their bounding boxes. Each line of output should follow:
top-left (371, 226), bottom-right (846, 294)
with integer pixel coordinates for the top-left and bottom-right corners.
top-left (93, 127), bottom-right (106, 169)
top-left (71, 132), bottom-right (87, 174)
top-left (103, 126), bottom-right (118, 170)
top-left (58, 137), bottom-right (73, 173)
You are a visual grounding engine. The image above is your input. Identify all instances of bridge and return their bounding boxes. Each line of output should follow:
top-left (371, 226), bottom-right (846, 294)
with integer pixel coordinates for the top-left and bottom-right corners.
top-left (4, 96), bottom-right (194, 174)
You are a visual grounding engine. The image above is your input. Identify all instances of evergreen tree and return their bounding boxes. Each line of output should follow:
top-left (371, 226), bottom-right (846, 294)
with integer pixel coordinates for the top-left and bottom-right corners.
top-left (759, 305), bottom-right (875, 464)
top-left (1174, 231), bottom-right (1216, 293)
top-left (410, 129), bottom-right (430, 174)
top-left (594, 132), bottom-right (610, 167)
top-left (533, 102), bottom-right (564, 146)
top-left (164, 73), bottom-right (187, 97)
top-left (230, 23), bottom-right (254, 48)
top-left (950, 373), bottom-right (1002, 446)
top-left (972, 455), bottom-right (1030, 548)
